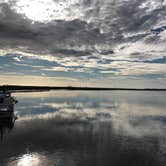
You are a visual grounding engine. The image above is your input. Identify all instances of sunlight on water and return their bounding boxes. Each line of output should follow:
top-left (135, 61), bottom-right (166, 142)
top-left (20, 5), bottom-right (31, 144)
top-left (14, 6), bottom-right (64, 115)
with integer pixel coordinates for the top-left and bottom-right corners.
top-left (17, 154), bottom-right (40, 166)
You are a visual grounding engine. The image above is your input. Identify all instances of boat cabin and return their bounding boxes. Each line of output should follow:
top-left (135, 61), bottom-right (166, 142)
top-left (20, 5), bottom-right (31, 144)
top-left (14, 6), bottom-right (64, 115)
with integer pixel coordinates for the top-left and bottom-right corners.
top-left (0, 92), bottom-right (17, 118)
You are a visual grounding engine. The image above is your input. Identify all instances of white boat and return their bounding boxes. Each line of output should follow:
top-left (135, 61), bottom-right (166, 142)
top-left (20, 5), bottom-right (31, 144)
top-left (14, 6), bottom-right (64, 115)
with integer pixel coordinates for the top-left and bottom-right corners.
top-left (0, 92), bottom-right (18, 118)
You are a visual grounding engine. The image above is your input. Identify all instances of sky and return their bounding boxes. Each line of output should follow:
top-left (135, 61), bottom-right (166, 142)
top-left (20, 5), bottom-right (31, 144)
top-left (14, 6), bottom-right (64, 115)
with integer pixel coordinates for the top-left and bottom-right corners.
top-left (0, 0), bottom-right (166, 87)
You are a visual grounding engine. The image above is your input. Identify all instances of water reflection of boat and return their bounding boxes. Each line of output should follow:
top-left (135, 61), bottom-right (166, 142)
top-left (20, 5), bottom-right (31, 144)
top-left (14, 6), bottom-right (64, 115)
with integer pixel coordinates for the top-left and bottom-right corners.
top-left (0, 116), bottom-right (17, 140)
top-left (0, 92), bottom-right (18, 139)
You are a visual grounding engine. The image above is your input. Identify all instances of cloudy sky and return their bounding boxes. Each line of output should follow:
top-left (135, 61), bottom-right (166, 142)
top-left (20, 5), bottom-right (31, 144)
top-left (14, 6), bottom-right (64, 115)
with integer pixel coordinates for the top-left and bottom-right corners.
top-left (0, 0), bottom-right (166, 87)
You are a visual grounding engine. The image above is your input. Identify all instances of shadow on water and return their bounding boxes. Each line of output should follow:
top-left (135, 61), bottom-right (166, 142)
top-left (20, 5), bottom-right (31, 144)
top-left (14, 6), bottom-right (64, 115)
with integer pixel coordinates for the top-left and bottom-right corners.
top-left (0, 115), bottom-right (17, 140)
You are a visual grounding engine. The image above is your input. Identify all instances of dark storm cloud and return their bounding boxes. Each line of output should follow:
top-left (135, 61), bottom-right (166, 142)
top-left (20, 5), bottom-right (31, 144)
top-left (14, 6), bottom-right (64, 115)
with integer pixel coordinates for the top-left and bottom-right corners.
top-left (118, 2), bottom-right (165, 32)
top-left (0, 3), bottom-right (104, 56)
top-left (0, 0), bottom-right (165, 56)
top-left (52, 48), bottom-right (91, 57)
top-left (81, 0), bottom-right (165, 35)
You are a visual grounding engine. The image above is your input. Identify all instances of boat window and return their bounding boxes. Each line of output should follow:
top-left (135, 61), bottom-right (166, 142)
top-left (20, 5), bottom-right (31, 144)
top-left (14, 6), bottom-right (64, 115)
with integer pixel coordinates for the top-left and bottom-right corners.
top-left (6, 94), bottom-right (10, 97)
top-left (0, 98), bottom-right (4, 103)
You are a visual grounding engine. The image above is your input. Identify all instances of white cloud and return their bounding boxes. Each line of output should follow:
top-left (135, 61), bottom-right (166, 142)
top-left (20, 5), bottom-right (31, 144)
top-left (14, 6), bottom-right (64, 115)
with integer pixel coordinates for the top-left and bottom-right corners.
top-left (42, 66), bottom-right (70, 72)
top-left (139, 0), bottom-right (164, 12)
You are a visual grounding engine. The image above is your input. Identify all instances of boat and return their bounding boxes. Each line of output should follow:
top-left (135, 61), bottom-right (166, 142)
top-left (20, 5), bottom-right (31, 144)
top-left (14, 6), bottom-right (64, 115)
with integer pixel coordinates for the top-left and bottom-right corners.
top-left (0, 92), bottom-right (18, 118)
top-left (0, 92), bottom-right (18, 139)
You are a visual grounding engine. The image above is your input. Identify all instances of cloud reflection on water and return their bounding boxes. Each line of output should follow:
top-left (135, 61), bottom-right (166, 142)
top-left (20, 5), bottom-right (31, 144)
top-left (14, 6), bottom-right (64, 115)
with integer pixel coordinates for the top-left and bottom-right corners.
top-left (14, 91), bottom-right (166, 138)
top-left (0, 91), bottom-right (166, 166)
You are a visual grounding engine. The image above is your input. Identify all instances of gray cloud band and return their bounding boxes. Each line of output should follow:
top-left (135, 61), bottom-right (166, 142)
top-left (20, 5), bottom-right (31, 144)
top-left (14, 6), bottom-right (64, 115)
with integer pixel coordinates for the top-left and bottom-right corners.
top-left (0, 1), bottom-right (165, 55)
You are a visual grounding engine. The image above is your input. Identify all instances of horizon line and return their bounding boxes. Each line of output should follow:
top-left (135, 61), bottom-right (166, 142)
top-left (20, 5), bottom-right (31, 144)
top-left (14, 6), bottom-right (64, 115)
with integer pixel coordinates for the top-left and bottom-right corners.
top-left (0, 85), bottom-right (166, 92)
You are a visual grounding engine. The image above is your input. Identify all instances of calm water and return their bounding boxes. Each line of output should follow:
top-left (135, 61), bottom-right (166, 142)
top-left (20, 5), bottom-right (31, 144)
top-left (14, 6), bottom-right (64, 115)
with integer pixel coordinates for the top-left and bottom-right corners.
top-left (0, 91), bottom-right (166, 166)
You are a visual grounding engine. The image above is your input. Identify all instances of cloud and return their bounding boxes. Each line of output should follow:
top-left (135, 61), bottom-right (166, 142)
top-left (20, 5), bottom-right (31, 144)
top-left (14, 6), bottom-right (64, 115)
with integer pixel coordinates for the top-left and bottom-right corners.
top-left (0, 0), bottom-right (166, 86)
top-left (0, 0), bottom-right (165, 54)
top-left (0, 2), bottom-right (104, 54)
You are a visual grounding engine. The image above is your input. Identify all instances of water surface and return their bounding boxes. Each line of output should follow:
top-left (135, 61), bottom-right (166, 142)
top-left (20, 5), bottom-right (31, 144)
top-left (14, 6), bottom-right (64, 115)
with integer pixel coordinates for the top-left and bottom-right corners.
top-left (0, 91), bottom-right (166, 166)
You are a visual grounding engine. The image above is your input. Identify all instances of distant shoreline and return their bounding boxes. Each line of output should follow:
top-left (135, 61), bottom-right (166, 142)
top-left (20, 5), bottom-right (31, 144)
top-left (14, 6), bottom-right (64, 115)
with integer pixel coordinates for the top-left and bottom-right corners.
top-left (0, 85), bottom-right (166, 93)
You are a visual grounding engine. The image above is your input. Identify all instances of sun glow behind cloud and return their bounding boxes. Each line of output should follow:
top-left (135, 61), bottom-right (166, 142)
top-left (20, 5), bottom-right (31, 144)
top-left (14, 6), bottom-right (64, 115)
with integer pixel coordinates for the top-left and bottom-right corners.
top-left (12, 0), bottom-right (82, 22)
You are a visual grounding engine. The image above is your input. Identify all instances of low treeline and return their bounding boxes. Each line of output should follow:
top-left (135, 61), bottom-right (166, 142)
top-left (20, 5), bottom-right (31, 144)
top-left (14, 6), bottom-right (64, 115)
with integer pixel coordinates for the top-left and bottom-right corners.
top-left (0, 85), bottom-right (166, 92)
